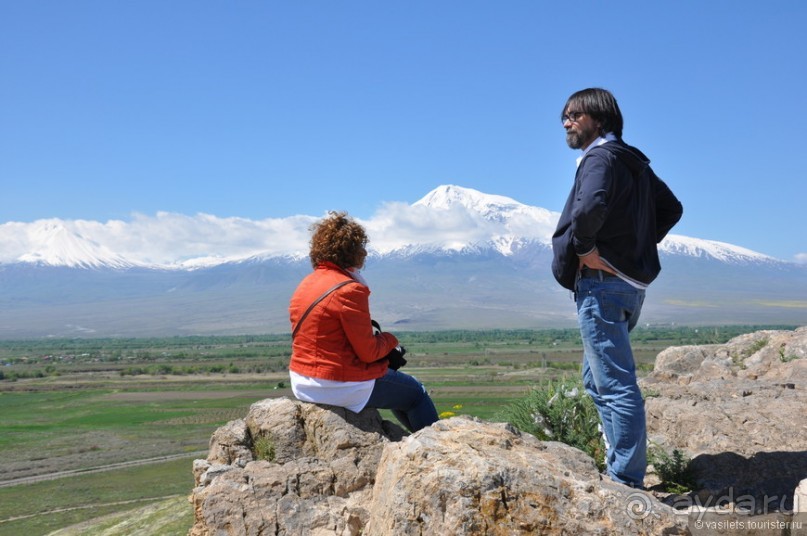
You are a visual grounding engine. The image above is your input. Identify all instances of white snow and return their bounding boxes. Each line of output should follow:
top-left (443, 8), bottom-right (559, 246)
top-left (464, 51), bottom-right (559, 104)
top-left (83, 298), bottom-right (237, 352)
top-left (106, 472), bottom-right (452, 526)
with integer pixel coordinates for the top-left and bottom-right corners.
top-left (16, 220), bottom-right (138, 269)
top-left (0, 185), bottom-right (782, 269)
top-left (410, 184), bottom-right (559, 255)
top-left (660, 234), bottom-right (777, 263)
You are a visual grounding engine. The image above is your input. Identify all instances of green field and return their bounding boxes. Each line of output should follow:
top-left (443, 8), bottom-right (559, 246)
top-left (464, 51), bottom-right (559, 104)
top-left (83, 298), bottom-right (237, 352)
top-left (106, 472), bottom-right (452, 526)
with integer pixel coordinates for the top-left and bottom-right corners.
top-left (0, 325), bottom-right (788, 535)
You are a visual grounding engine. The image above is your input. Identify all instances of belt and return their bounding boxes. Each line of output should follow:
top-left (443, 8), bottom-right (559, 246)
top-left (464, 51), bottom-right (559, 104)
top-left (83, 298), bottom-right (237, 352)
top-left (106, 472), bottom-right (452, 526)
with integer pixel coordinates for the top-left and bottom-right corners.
top-left (579, 268), bottom-right (619, 279)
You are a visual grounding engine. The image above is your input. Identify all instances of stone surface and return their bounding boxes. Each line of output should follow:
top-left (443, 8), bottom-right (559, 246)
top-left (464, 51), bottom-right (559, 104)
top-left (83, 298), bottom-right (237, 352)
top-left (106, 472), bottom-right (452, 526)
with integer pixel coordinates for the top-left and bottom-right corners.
top-left (190, 399), bottom-right (688, 535)
top-left (796, 478), bottom-right (807, 513)
top-left (640, 327), bottom-right (807, 536)
top-left (365, 416), bottom-right (687, 535)
top-left (189, 397), bottom-right (406, 536)
top-left (643, 327), bottom-right (807, 509)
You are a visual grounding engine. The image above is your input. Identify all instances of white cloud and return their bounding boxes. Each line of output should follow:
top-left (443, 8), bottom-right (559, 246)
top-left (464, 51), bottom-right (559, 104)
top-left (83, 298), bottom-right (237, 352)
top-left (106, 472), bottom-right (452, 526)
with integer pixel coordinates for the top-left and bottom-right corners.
top-left (0, 188), bottom-right (559, 267)
top-left (0, 203), bottom-right (531, 267)
top-left (0, 213), bottom-right (319, 267)
top-left (111, 212), bottom-right (318, 264)
top-left (362, 201), bottom-right (499, 253)
top-left (795, 253), bottom-right (807, 264)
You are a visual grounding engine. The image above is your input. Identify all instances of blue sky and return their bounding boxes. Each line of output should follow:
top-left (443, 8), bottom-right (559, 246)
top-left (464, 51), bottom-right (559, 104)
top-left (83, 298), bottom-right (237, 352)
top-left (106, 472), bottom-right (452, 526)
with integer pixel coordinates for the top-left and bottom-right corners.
top-left (2, 1), bottom-right (806, 262)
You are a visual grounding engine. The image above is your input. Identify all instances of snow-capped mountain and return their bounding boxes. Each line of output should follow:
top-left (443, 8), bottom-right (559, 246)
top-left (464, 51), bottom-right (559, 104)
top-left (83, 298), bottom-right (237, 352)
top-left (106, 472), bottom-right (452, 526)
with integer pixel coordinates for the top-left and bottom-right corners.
top-left (659, 235), bottom-right (777, 264)
top-left (0, 185), bottom-right (804, 338)
top-left (14, 220), bottom-right (138, 269)
top-left (409, 186), bottom-right (783, 264)
top-left (415, 184), bottom-right (558, 229)
top-left (0, 184), bottom-right (787, 269)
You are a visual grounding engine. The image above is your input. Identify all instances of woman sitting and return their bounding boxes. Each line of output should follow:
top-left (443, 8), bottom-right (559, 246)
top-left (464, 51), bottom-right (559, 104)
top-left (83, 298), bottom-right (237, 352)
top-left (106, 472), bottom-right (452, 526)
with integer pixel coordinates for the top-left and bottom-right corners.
top-left (288, 211), bottom-right (438, 432)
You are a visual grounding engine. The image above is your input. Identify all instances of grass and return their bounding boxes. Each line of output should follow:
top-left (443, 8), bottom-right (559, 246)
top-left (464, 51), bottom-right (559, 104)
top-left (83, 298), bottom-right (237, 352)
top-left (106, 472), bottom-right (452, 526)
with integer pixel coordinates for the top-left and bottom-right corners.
top-left (253, 435), bottom-right (275, 461)
top-left (0, 457), bottom-right (196, 536)
top-left (48, 496), bottom-right (193, 536)
top-left (0, 384), bottom-right (278, 480)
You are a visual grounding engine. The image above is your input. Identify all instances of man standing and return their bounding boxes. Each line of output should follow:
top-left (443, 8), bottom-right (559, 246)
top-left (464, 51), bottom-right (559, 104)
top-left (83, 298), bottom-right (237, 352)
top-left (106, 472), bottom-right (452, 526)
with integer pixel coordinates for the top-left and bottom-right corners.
top-left (551, 88), bottom-right (683, 488)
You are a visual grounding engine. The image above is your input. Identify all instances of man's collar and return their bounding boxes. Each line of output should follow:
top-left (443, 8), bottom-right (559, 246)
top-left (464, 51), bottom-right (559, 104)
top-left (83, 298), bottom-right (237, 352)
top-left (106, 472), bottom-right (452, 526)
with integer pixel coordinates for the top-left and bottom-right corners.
top-left (576, 132), bottom-right (617, 167)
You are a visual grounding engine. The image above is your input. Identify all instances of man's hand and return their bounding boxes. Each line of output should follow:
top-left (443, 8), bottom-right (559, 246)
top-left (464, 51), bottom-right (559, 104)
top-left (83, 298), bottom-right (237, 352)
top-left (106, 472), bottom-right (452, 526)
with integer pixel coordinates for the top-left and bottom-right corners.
top-left (578, 249), bottom-right (615, 274)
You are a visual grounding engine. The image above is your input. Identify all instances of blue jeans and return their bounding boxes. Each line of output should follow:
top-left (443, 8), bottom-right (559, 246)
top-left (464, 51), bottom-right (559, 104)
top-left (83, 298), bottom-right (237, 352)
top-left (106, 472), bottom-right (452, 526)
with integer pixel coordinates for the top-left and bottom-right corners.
top-left (576, 273), bottom-right (647, 487)
top-left (366, 369), bottom-right (439, 433)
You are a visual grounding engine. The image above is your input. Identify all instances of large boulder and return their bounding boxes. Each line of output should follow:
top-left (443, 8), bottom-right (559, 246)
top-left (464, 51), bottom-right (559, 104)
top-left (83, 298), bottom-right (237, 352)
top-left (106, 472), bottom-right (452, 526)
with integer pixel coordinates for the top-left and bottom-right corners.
top-left (190, 398), bottom-right (688, 535)
top-left (189, 397), bottom-right (406, 536)
top-left (366, 416), bottom-right (687, 535)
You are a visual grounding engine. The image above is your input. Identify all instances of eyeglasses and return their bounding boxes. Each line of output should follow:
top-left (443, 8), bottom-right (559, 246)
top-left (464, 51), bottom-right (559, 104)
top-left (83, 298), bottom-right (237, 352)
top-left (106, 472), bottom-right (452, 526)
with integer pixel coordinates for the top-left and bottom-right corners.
top-left (561, 111), bottom-right (586, 124)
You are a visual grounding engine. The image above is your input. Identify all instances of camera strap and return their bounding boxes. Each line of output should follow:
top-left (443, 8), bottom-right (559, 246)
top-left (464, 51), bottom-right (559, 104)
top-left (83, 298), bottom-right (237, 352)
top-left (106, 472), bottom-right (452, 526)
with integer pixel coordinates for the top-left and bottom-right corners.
top-left (291, 279), bottom-right (357, 339)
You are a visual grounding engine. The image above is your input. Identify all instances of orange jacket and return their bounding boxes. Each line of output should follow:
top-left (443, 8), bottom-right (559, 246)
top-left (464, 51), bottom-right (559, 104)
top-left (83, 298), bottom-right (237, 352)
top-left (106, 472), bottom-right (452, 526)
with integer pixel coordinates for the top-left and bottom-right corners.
top-left (289, 262), bottom-right (398, 381)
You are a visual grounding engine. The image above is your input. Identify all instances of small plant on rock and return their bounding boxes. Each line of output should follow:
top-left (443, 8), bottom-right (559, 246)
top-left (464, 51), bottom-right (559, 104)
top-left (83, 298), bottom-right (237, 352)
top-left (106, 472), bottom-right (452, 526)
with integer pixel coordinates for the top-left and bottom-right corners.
top-left (647, 444), bottom-right (695, 494)
top-left (254, 435), bottom-right (276, 462)
top-left (498, 377), bottom-right (605, 470)
top-left (779, 348), bottom-right (800, 363)
top-left (733, 337), bottom-right (769, 368)
top-left (745, 338), bottom-right (769, 357)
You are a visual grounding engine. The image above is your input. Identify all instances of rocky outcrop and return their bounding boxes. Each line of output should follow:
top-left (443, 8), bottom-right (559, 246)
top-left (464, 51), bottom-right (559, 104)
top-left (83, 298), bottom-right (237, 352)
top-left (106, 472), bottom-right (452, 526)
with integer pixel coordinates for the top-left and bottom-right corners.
top-left (189, 398), bottom-right (405, 536)
top-left (643, 327), bottom-right (807, 511)
top-left (190, 398), bottom-right (688, 535)
top-left (189, 327), bottom-right (807, 535)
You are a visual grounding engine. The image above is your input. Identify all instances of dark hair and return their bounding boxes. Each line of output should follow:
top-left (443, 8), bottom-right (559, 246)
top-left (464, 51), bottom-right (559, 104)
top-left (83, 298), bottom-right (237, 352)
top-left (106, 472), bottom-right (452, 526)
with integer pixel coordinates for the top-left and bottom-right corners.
top-left (308, 211), bottom-right (368, 269)
top-left (562, 88), bottom-right (623, 139)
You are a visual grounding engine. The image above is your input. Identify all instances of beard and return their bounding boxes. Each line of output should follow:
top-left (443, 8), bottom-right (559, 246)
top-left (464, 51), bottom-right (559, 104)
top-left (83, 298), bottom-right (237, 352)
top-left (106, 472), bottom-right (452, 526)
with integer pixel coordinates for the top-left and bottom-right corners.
top-left (566, 124), bottom-right (598, 149)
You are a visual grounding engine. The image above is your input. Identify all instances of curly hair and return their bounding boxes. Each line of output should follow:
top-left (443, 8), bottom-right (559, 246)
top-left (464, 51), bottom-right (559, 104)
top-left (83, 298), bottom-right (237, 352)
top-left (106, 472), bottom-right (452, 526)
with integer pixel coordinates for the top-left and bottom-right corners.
top-left (308, 211), bottom-right (369, 269)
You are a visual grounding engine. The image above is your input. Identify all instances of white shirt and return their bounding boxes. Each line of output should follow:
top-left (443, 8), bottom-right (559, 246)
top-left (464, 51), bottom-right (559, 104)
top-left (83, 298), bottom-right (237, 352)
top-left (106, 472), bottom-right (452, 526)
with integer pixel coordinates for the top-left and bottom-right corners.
top-left (576, 132), bottom-right (618, 168)
top-left (290, 370), bottom-right (375, 413)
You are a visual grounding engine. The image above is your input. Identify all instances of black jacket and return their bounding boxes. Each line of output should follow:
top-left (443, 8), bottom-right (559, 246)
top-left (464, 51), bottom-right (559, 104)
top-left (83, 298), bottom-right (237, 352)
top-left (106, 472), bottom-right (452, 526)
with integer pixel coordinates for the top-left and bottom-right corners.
top-left (551, 141), bottom-right (683, 290)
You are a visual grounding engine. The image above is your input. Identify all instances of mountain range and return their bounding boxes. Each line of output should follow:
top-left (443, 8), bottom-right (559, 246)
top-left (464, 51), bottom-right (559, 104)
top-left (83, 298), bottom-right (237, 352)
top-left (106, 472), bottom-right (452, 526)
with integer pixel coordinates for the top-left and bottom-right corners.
top-left (1, 185), bottom-right (804, 338)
